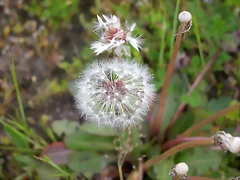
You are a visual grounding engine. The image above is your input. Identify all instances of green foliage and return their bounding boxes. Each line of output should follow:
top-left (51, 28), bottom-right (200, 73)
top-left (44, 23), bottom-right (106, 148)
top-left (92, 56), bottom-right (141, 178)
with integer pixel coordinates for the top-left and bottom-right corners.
top-left (64, 131), bottom-right (116, 151)
top-left (0, 119), bottom-right (28, 148)
top-left (153, 157), bottom-right (174, 180)
top-left (68, 151), bottom-right (111, 177)
top-left (52, 120), bottom-right (78, 137)
top-left (26, 0), bottom-right (80, 29)
top-left (175, 148), bottom-right (222, 176)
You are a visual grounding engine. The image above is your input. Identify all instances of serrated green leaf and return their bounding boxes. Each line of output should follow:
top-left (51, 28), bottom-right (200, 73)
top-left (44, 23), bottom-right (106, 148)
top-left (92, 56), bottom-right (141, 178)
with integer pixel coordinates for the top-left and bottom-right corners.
top-left (68, 151), bottom-right (111, 175)
top-left (79, 123), bottom-right (120, 137)
top-left (175, 148), bottom-right (221, 175)
top-left (64, 131), bottom-right (115, 151)
top-left (52, 120), bottom-right (78, 137)
top-left (153, 157), bottom-right (174, 180)
top-left (205, 96), bottom-right (231, 113)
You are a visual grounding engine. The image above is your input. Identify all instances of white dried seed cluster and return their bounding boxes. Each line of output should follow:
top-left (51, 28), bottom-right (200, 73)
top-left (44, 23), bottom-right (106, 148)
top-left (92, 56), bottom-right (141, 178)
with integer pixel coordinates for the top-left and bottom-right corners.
top-left (212, 131), bottom-right (240, 154)
top-left (91, 15), bottom-right (142, 57)
top-left (175, 162), bottom-right (189, 175)
top-left (75, 58), bottom-right (155, 129)
top-left (178, 11), bottom-right (192, 23)
top-left (169, 162), bottom-right (189, 180)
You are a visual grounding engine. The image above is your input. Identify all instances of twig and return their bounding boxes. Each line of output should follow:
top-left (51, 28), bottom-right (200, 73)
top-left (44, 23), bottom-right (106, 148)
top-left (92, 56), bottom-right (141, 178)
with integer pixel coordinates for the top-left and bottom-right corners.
top-left (150, 26), bottom-right (183, 138)
top-left (143, 139), bottom-right (213, 170)
top-left (163, 49), bottom-right (222, 140)
top-left (138, 158), bottom-right (143, 180)
top-left (161, 137), bottom-right (210, 151)
top-left (181, 102), bottom-right (240, 137)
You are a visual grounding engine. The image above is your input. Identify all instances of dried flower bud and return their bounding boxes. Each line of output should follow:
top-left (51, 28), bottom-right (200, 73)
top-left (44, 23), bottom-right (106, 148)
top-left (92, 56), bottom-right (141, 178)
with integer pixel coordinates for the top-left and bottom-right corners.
top-left (75, 58), bottom-right (155, 129)
top-left (231, 176), bottom-right (240, 180)
top-left (175, 162), bottom-right (189, 175)
top-left (91, 15), bottom-right (143, 57)
top-left (169, 162), bottom-right (188, 180)
top-left (178, 11), bottom-right (192, 23)
top-left (176, 11), bottom-right (192, 37)
top-left (212, 131), bottom-right (240, 153)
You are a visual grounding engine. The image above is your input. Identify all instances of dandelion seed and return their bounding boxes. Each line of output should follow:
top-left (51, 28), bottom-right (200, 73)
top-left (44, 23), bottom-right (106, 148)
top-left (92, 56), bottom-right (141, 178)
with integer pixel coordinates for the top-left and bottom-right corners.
top-left (91, 15), bottom-right (143, 57)
top-left (75, 58), bottom-right (155, 129)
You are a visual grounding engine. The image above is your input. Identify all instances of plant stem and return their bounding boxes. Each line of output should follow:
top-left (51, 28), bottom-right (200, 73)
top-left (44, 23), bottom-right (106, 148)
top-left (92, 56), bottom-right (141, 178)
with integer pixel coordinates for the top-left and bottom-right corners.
top-left (143, 139), bottom-right (213, 170)
top-left (138, 158), bottom-right (143, 180)
top-left (150, 26), bottom-right (183, 138)
top-left (189, 177), bottom-right (217, 180)
top-left (181, 102), bottom-right (240, 137)
top-left (163, 49), bottom-right (222, 140)
top-left (118, 157), bottom-right (124, 180)
top-left (162, 137), bottom-right (210, 151)
top-left (10, 61), bottom-right (28, 129)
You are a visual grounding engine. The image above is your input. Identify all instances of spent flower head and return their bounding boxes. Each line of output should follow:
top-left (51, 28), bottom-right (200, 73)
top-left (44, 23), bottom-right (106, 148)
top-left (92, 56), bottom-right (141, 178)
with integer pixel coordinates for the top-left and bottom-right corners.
top-left (176, 11), bottom-right (192, 37)
top-left (212, 131), bottom-right (240, 153)
top-left (75, 58), bottom-right (155, 129)
top-left (169, 162), bottom-right (189, 180)
top-left (91, 14), bottom-right (143, 57)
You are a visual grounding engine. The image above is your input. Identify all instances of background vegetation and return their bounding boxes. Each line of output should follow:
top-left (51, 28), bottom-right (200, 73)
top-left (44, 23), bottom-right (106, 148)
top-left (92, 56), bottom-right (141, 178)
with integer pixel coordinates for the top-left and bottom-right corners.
top-left (0, 0), bottom-right (240, 179)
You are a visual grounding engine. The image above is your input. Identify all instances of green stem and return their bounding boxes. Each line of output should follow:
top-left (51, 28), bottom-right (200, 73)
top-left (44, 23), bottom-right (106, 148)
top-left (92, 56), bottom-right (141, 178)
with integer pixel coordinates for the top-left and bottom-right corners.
top-left (118, 157), bottom-right (124, 180)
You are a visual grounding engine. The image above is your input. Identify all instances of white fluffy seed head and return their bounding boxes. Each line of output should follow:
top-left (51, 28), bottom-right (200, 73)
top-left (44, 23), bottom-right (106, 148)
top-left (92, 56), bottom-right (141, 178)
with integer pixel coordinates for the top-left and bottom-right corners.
top-left (228, 137), bottom-right (240, 153)
top-left (175, 162), bottom-right (189, 175)
top-left (178, 11), bottom-right (192, 23)
top-left (75, 58), bottom-right (155, 130)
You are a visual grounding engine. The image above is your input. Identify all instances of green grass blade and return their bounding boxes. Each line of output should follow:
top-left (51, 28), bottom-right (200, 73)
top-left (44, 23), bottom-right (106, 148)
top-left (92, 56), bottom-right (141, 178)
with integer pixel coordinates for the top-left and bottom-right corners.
top-left (0, 118), bottom-right (29, 148)
top-left (35, 155), bottom-right (70, 177)
top-left (193, 15), bottom-right (205, 65)
top-left (170, 0), bottom-right (180, 55)
top-left (10, 61), bottom-right (28, 129)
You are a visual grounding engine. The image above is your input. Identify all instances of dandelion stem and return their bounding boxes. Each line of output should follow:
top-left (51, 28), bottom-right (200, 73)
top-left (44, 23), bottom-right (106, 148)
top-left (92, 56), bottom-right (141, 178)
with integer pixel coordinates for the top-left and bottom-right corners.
top-left (143, 139), bottom-right (213, 170)
top-left (163, 49), bottom-right (222, 140)
top-left (150, 26), bottom-right (183, 138)
top-left (138, 158), bottom-right (143, 180)
top-left (181, 102), bottom-right (240, 137)
top-left (118, 156), bottom-right (124, 180)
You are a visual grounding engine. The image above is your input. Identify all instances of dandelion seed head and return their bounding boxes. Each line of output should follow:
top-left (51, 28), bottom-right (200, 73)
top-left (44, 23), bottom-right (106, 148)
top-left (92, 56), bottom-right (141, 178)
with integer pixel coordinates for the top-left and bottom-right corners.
top-left (75, 58), bottom-right (155, 129)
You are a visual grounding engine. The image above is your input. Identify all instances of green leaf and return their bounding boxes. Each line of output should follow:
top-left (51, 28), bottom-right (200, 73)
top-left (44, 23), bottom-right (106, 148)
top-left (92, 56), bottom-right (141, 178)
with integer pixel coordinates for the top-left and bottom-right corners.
top-left (52, 120), bottom-right (78, 137)
top-left (205, 96), bottom-right (231, 113)
top-left (64, 131), bottom-right (115, 151)
top-left (13, 154), bottom-right (35, 167)
top-left (153, 157), bottom-right (174, 180)
top-left (68, 151), bottom-right (111, 176)
top-left (35, 155), bottom-right (70, 176)
top-left (0, 119), bottom-right (28, 148)
top-left (191, 55), bottom-right (201, 67)
top-left (10, 61), bottom-right (28, 129)
top-left (176, 148), bottom-right (221, 175)
top-left (169, 111), bottom-right (195, 138)
top-left (79, 123), bottom-right (120, 137)
top-left (189, 90), bottom-right (201, 107)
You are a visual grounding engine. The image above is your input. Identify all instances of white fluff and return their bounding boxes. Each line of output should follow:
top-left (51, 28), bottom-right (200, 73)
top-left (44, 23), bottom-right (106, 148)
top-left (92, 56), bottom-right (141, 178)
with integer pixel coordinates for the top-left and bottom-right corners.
top-left (91, 15), bottom-right (142, 57)
top-left (178, 11), bottom-right (192, 23)
top-left (75, 58), bottom-right (155, 129)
